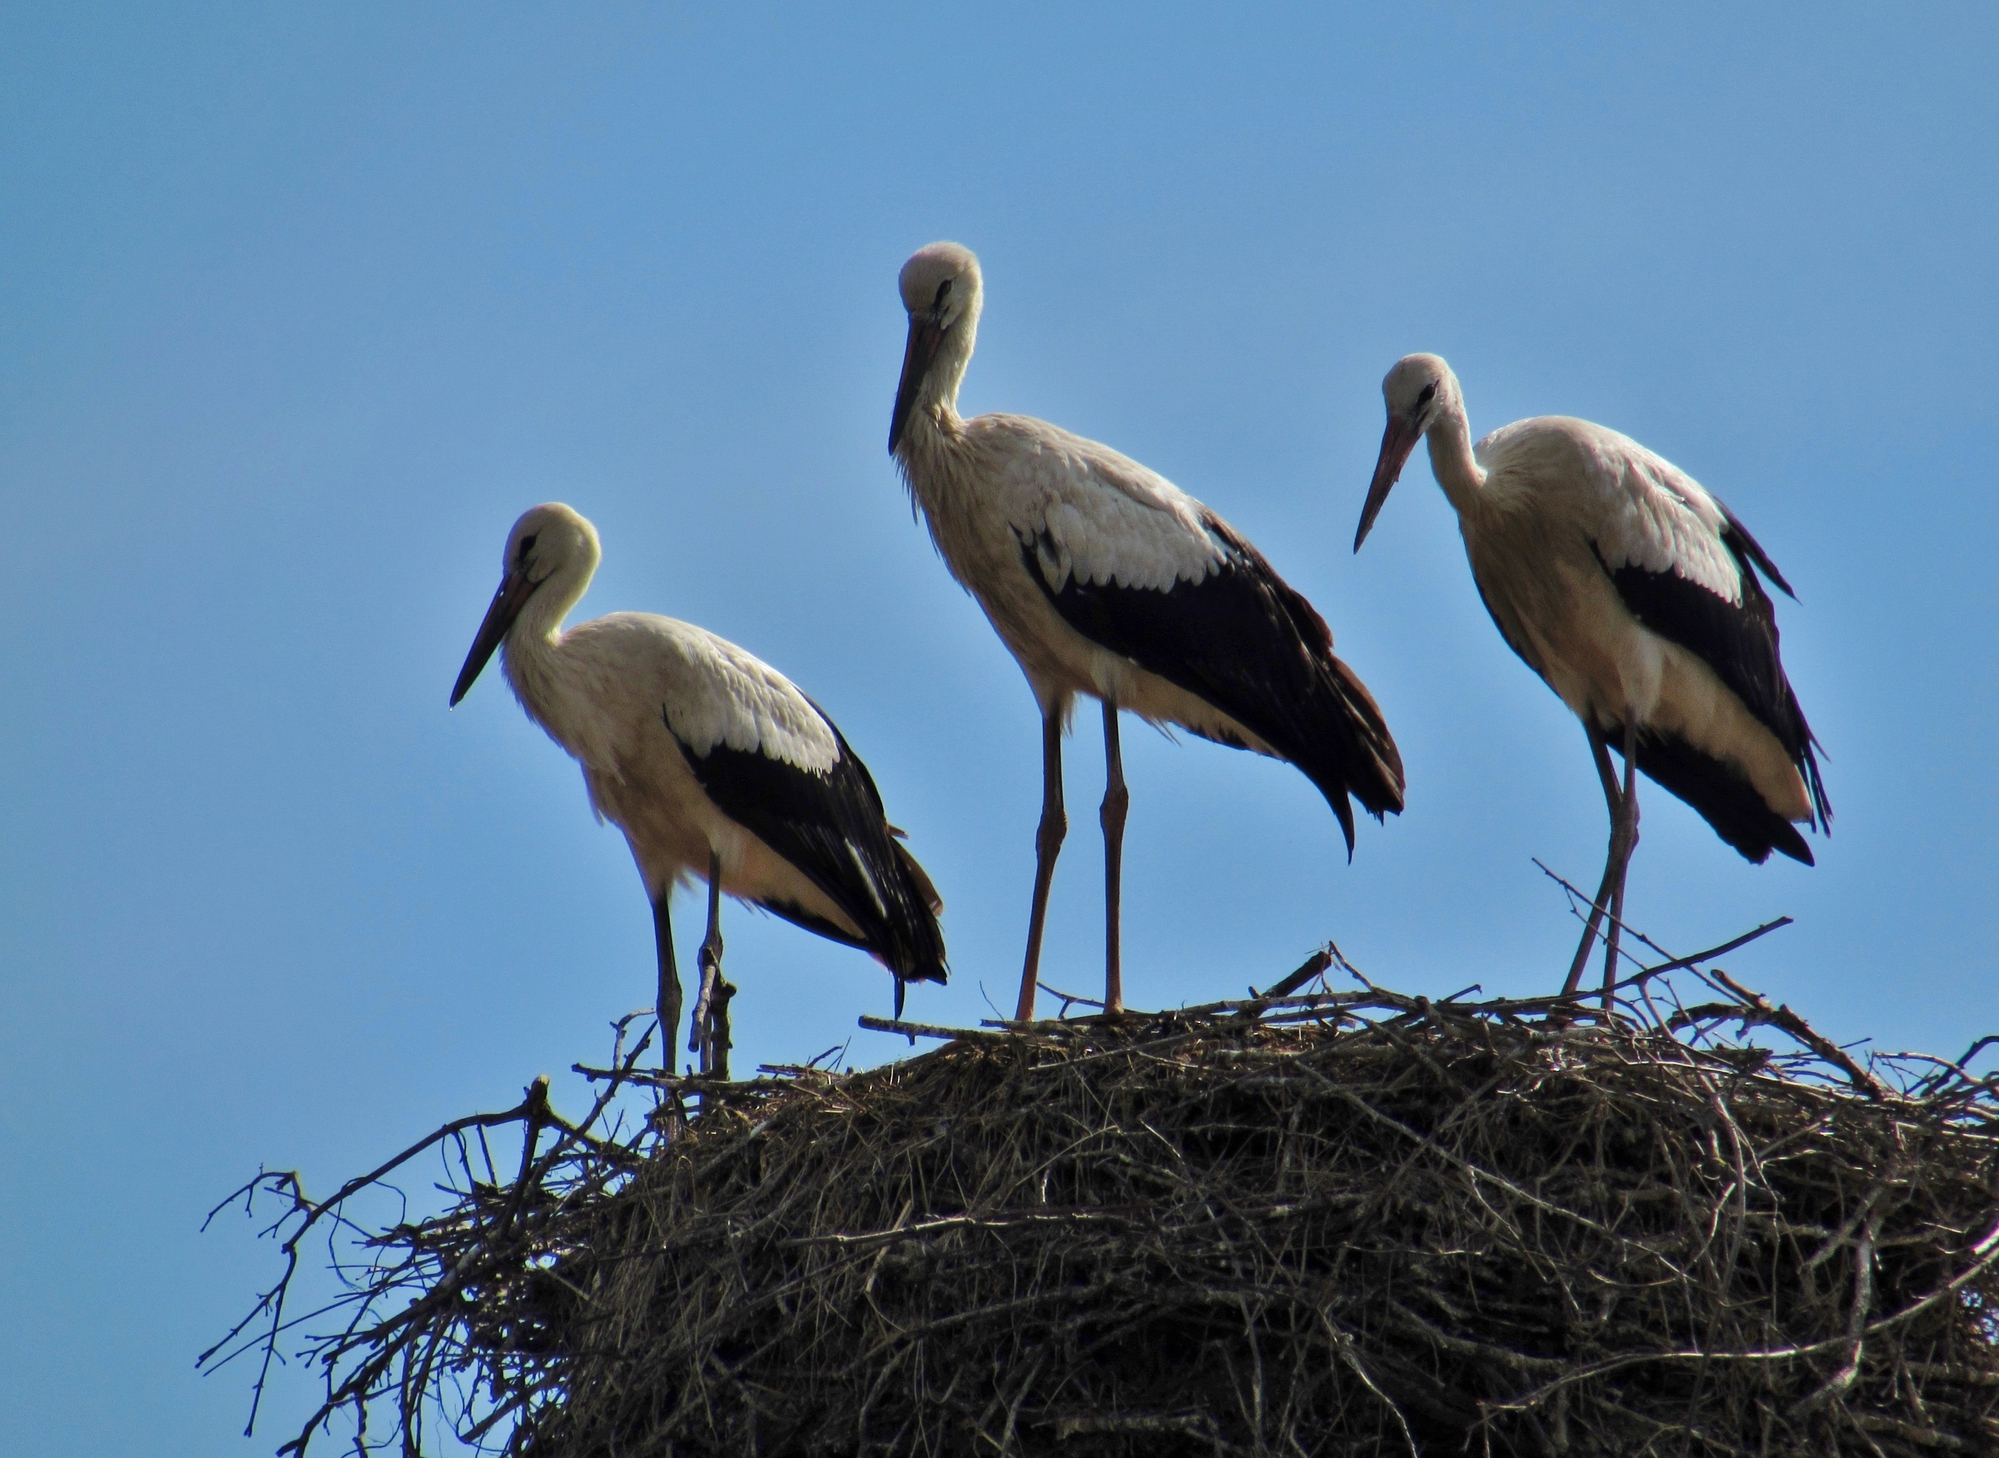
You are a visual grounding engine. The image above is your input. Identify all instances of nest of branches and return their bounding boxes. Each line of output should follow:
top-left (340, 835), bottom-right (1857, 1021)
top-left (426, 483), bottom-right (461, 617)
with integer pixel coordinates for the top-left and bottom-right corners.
top-left (209, 948), bottom-right (1999, 1457)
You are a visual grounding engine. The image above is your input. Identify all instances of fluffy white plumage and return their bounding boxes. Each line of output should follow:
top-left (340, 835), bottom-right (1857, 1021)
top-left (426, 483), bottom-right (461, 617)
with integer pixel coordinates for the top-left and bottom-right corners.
top-left (1479, 417), bottom-right (1744, 606)
top-left (993, 421), bottom-right (1229, 594)
top-left (1439, 412), bottom-right (1809, 824)
top-left (901, 407), bottom-right (1256, 739)
top-left (1359, 353), bottom-right (1825, 864)
top-left (510, 610), bottom-right (856, 917)
top-left (454, 504), bottom-right (944, 967)
top-left (537, 613), bottom-right (842, 781)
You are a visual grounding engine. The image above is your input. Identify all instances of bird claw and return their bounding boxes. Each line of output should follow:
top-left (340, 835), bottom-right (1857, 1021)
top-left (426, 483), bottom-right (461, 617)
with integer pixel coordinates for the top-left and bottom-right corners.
top-left (690, 934), bottom-right (725, 1054)
top-left (690, 984), bottom-right (713, 1058)
top-left (690, 957), bottom-right (737, 1079)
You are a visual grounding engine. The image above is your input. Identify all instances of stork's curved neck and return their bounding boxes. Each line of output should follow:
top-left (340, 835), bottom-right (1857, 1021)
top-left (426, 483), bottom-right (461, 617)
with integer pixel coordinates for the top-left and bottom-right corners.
top-left (1425, 397), bottom-right (1485, 519)
top-left (500, 561), bottom-right (593, 703)
top-left (893, 402), bottom-right (966, 521)
top-left (894, 339), bottom-right (976, 491)
top-left (920, 321), bottom-right (976, 429)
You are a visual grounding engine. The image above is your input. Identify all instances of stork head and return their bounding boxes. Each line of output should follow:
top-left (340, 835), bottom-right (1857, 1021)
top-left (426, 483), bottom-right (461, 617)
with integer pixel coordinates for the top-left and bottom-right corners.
top-left (889, 241), bottom-right (984, 454)
top-left (1355, 354), bottom-right (1460, 551)
top-left (450, 503), bottom-right (601, 706)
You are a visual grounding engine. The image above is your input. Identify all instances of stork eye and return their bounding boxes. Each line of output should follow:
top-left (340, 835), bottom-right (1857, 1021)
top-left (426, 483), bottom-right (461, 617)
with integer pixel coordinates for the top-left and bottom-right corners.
top-left (933, 278), bottom-right (953, 310)
top-left (516, 533), bottom-right (538, 562)
top-left (1416, 383), bottom-right (1438, 407)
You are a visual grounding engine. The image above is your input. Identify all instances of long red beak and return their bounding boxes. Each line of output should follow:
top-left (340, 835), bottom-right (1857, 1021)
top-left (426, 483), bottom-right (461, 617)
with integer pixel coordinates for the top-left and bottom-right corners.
top-left (1354, 413), bottom-right (1423, 552)
top-left (450, 568), bottom-right (540, 706)
top-left (888, 314), bottom-right (944, 454)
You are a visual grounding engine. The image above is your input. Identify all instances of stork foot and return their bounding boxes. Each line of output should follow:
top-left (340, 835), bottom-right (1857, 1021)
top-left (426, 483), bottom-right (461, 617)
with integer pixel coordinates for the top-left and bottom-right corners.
top-left (692, 962), bottom-right (736, 1081)
top-left (691, 922), bottom-right (735, 1079)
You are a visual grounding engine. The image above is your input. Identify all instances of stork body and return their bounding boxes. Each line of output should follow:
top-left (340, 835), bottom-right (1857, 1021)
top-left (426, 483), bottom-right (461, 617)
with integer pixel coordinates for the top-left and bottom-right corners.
top-left (1355, 355), bottom-right (1828, 999)
top-left (890, 243), bottom-right (1404, 1020)
top-left (451, 504), bottom-right (946, 1069)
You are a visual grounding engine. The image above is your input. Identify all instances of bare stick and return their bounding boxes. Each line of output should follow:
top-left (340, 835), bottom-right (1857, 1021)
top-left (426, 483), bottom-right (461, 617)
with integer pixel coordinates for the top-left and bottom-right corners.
top-left (1704, 966), bottom-right (1889, 1100)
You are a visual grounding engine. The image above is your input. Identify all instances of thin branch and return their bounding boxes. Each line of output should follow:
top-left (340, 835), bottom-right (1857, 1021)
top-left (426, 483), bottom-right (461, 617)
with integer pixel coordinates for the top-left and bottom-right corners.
top-left (202, 948), bottom-right (1999, 1456)
top-left (1703, 966), bottom-right (1890, 1100)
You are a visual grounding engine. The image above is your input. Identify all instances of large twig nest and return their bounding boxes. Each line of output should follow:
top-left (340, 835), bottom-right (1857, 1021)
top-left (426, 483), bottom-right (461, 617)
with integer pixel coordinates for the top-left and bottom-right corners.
top-left (212, 975), bottom-right (1999, 1456)
top-left (528, 989), bottom-right (1999, 1456)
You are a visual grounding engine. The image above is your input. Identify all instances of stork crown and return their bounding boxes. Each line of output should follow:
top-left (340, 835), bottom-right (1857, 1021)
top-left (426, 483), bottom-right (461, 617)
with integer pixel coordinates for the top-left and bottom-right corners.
top-left (1381, 353), bottom-right (1463, 434)
top-left (898, 241), bottom-right (982, 332)
top-left (502, 502), bottom-right (600, 638)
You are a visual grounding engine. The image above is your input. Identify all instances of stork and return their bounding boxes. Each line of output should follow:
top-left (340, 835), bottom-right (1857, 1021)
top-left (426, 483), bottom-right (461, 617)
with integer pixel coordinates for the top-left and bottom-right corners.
top-left (889, 242), bottom-right (1404, 1021)
top-left (450, 503), bottom-right (947, 1072)
top-left (1354, 355), bottom-right (1829, 1002)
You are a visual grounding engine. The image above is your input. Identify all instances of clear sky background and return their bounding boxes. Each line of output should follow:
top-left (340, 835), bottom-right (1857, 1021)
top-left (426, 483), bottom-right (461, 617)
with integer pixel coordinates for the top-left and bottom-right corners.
top-left (2, 5), bottom-right (1994, 1452)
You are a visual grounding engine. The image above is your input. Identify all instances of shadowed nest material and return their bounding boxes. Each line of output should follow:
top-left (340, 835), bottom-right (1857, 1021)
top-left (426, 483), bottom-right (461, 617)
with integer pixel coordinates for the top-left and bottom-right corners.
top-left (211, 969), bottom-right (1999, 1456)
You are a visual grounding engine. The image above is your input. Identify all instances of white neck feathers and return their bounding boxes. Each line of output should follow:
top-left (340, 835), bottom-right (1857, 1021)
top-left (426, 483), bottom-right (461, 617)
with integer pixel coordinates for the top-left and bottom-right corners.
top-left (498, 562), bottom-right (592, 723)
top-left (1425, 393), bottom-right (1486, 519)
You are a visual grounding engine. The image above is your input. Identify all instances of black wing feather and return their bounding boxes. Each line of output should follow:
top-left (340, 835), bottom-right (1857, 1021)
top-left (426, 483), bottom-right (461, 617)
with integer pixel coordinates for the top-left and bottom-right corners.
top-left (1717, 504), bottom-right (1795, 599)
top-left (667, 709), bottom-right (947, 986)
top-left (1595, 536), bottom-right (1830, 834)
top-left (1021, 515), bottom-right (1404, 851)
top-left (1625, 727), bottom-right (1815, 865)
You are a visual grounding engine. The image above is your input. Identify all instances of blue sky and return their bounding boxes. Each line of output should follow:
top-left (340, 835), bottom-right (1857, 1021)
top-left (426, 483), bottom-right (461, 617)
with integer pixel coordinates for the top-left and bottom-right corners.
top-left (2, 5), bottom-right (1994, 1452)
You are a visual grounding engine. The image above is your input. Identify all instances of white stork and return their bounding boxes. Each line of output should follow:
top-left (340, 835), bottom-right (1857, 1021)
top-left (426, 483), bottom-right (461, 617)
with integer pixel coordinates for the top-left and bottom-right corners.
top-left (889, 242), bottom-right (1405, 1021)
top-left (1354, 355), bottom-right (1829, 1000)
top-left (450, 503), bottom-right (947, 1070)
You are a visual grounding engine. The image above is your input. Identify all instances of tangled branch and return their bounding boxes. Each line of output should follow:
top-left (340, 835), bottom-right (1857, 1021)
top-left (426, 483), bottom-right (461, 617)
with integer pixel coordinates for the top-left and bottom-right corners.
top-left (206, 944), bottom-right (1999, 1456)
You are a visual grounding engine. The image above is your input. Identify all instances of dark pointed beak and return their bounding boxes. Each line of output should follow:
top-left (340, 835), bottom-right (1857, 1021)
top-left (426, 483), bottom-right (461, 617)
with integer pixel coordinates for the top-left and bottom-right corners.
top-left (450, 569), bottom-right (539, 706)
top-left (1354, 413), bottom-right (1423, 552)
top-left (888, 314), bottom-right (944, 454)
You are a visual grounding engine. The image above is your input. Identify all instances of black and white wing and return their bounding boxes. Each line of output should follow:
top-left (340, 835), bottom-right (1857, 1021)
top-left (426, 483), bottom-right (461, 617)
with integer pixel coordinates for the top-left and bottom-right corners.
top-left (658, 628), bottom-right (947, 986)
top-left (987, 419), bottom-right (1405, 850)
top-left (1582, 427), bottom-right (1829, 861)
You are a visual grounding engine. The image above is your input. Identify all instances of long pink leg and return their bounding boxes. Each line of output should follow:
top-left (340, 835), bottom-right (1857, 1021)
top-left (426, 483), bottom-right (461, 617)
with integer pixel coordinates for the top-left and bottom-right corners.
top-left (1600, 719), bottom-right (1642, 1013)
top-left (1100, 703), bottom-right (1129, 1015)
top-left (652, 892), bottom-right (680, 1072)
top-left (1560, 724), bottom-right (1625, 999)
top-left (1015, 708), bottom-right (1067, 1022)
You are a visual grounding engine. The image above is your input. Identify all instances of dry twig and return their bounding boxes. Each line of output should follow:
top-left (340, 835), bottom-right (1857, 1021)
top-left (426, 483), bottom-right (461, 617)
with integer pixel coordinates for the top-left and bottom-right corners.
top-left (206, 958), bottom-right (1999, 1456)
